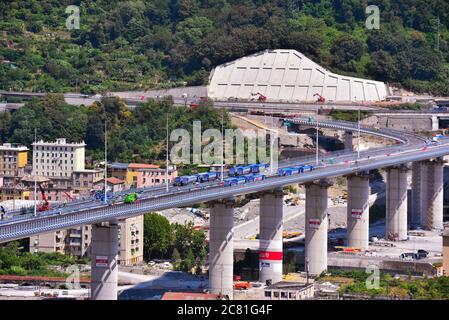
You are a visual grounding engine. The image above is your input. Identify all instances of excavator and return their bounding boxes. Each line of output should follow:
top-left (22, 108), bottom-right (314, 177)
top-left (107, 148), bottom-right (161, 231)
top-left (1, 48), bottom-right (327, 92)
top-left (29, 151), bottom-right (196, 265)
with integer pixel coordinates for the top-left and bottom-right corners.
top-left (234, 281), bottom-right (252, 290)
top-left (37, 182), bottom-right (50, 212)
top-left (251, 92), bottom-right (267, 102)
top-left (313, 93), bottom-right (326, 103)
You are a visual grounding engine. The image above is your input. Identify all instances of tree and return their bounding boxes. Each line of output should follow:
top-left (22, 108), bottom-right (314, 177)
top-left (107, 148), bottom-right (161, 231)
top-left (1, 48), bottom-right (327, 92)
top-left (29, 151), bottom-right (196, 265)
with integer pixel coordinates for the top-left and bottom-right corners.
top-left (143, 213), bottom-right (173, 261)
top-left (330, 35), bottom-right (365, 72)
top-left (285, 31), bottom-right (323, 59)
top-left (367, 51), bottom-right (399, 81)
top-left (171, 247), bottom-right (181, 264)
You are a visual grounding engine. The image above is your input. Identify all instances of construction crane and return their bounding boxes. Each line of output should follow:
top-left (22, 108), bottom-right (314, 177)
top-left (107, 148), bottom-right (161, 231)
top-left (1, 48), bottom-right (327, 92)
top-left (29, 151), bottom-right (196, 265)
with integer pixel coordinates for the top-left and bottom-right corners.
top-left (63, 192), bottom-right (73, 201)
top-left (313, 93), bottom-right (326, 103)
top-left (37, 182), bottom-right (50, 212)
top-left (251, 92), bottom-right (267, 102)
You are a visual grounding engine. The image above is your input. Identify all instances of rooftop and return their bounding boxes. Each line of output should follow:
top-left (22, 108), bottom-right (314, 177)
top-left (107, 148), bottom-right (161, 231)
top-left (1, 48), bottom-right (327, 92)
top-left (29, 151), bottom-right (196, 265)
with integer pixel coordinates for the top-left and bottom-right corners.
top-left (109, 162), bottom-right (160, 170)
top-left (129, 163), bottom-right (160, 169)
top-left (161, 292), bottom-right (220, 300)
top-left (96, 177), bottom-right (125, 185)
top-left (32, 138), bottom-right (86, 147)
top-left (73, 169), bottom-right (103, 173)
top-left (110, 162), bottom-right (129, 170)
top-left (265, 281), bottom-right (314, 291)
top-left (0, 143), bottom-right (28, 152)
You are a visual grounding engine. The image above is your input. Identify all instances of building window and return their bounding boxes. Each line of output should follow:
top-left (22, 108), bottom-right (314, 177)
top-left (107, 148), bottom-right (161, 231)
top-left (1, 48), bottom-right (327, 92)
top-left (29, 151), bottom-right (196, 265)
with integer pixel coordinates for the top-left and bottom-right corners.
top-left (264, 291), bottom-right (271, 298)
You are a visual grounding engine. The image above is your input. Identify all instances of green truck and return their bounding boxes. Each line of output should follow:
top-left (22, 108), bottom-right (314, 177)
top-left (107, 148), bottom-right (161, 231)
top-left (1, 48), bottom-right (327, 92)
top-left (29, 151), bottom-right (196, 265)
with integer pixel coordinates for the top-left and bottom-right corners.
top-left (124, 193), bottom-right (138, 204)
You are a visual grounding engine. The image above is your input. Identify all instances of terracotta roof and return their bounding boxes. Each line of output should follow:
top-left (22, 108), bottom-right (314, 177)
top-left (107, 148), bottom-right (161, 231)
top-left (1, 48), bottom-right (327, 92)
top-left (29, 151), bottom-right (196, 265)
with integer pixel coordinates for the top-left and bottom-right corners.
top-left (107, 177), bottom-right (124, 185)
top-left (161, 292), bottom-right (220, 300)
top-left (128, 163), bottom-right (160, 169)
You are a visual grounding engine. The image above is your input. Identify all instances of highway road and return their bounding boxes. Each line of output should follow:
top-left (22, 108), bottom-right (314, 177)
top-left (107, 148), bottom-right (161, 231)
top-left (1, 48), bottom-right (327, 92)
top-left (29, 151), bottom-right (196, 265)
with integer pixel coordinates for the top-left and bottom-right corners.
top-left (1, 117), bottom-right (449, 243)
top-left (0, 90), bottom-right (387, 111)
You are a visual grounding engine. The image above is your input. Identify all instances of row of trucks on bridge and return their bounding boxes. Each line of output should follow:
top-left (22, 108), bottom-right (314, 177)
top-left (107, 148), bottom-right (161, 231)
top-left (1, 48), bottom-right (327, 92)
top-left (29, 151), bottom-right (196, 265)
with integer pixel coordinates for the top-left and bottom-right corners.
top-left (174, 163), bottom-right (315, 188)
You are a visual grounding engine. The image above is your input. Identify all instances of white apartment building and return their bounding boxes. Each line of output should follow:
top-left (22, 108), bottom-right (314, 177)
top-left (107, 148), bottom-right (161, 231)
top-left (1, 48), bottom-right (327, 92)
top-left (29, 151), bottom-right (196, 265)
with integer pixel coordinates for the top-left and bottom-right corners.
top-left (32, 138), bottom-right (86, 178)
top-left (30, 218), bottom-right (144, 265)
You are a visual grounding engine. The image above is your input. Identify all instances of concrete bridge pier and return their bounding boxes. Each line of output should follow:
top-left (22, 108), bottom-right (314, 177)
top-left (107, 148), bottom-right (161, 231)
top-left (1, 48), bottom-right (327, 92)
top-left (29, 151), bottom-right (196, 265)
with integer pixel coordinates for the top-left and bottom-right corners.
top-left (421, 158), bottom-right (445, 230)
top-left (346, 173), bottom-right (370, 250)
top-left (209, 198), bottom-right (235, 299)
top-left (386, 165), bottom-right (408, 241)
top-left (344, 131), bottom-right (353, 151)
top-left (259, 189), bottom-right (284, 285)
top-left (411, 161), bottom-right (425, 227)
top-left (90, 221), bottom-right (119, 300)
top-left (305, 180), bottom-right (330, 276)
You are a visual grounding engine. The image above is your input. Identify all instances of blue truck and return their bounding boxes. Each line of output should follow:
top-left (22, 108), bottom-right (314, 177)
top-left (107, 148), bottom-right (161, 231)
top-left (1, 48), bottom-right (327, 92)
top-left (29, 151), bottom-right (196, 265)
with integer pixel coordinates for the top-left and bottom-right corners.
top-left (174, 175), bottom-right (198, 186)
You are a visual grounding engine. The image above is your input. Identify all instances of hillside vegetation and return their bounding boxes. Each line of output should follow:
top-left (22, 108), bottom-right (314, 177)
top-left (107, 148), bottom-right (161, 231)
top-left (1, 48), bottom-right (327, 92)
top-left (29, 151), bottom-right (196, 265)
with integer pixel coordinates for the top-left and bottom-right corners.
top-left (1, 0), bottom-right (449, 95)
top-left (0, 94), bottom-right (232, 162)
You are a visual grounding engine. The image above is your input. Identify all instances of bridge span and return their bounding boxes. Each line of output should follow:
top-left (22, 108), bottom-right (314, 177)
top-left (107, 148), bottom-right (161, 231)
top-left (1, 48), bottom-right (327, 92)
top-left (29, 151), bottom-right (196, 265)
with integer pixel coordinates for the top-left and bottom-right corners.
top-left (1, 117), bottom-right (448, 299)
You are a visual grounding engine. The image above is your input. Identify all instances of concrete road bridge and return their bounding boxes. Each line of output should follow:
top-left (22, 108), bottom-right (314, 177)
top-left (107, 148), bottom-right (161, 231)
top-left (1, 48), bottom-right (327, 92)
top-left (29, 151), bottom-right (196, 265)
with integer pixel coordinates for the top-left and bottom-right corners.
top-left (0, 115), bottom-right (448, 299)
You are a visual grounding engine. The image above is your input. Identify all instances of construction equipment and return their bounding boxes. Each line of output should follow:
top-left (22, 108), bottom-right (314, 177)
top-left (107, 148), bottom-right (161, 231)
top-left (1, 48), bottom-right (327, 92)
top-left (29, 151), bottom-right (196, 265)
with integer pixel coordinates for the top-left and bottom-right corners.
top-left (233, 281), bottom-right (252, 290)
top-left (313, 93), bottom-right (326, 103)
top-left (251, 92), bottom-right (267, 102)
top-left (63, 192), bottom-right (73, 201)
top-left (37, 182), bottom-right (50, 212)
top-left (335, 246), bottom-right (362, 253)
top-left (283, 231), bottom-right (302, 239)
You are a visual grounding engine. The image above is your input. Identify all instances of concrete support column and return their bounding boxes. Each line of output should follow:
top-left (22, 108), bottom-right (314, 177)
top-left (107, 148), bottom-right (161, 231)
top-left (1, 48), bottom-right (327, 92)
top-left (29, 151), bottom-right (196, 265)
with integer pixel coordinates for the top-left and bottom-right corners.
top-left (344, 131), bottom-right (353, 151)
top-left (209, 199), bottom-right (234, 299)
top-left (386, 166), bottom-right (408, 241)
top-left (411, 161), bottom-right (425, 227)
top-left (259, 189), bottom-right (284, 285)
top-left (431, 115), bottom-right (439, 131)
top-left (346, 173), bottom-right (370, 250)
top-left (421, 158), bottom-right (444, 230)
top-left (305, 180), bottom-right (330, 276)
top-left (90, 221), bottom-right (119, 300)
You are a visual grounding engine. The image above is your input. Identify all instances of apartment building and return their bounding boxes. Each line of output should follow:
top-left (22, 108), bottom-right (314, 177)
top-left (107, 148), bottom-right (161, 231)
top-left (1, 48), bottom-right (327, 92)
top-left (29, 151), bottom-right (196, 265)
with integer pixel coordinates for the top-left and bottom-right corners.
top-left (30, 231), bottom-right (66, 254)
top-left (118, 215), bottom-right (144, 265)
top-left (0, 181), bottom-right (29, 202)
top-left (32, 138), bottom-right (86, 178)
top-left (29, 218), bottom-right (144, 265)
top-left (110, 162), bottom-right (178, 188)
top-left (72, 169), bottom-right (104, 193)
top-left (0, 143), bottom-right (28, 177)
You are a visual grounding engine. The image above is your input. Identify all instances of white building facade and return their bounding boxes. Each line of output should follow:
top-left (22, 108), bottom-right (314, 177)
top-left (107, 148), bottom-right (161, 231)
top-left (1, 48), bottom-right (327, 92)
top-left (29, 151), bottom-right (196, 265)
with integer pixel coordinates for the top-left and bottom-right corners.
top-left (32, 138), bottom-right (86, 178)
top-left (208, 49), bottom-right (389, 103)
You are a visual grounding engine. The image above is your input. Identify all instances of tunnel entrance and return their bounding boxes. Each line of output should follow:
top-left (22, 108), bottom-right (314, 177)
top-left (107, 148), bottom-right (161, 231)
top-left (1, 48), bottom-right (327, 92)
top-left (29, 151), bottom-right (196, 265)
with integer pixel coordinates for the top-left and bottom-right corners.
top-left (439, 118), bottom-right (449, 130)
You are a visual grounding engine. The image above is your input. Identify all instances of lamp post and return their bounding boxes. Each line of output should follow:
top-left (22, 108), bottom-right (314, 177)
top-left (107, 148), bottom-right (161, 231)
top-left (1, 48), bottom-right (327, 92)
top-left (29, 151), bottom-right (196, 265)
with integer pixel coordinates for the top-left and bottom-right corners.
top-left (316, 119), bottom-right (319, 166)
top-left (357, 107), bottom-right (361, 160)
top-left (104, 118), bottom-right (108, 205)
top-left (33, 128), bottom-right (37, 217)
top-left (165, 112), bottom-right (169, 192)
top-left (221, 107), bottom-right (225, 181)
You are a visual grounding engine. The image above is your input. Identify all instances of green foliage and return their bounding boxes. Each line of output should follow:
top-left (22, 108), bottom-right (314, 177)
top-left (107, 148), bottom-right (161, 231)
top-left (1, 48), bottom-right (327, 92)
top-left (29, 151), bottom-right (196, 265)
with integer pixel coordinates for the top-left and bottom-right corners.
top-left (143, 213), bottom-right (173, 260)
top-left (0, 241), bottom-right (82, 277)
top-left (283, 251), bottom-right (296, 274)
top-left (0, 96), bottom-right (231, 163)
top-left (327, 269), bottom-right (449, 299)
top-left (329, 110), bottom-right (370, 122)
top-left (0, 1), bottom-right (449, 94)
top-left (143, 214), bottom-right (207, 273)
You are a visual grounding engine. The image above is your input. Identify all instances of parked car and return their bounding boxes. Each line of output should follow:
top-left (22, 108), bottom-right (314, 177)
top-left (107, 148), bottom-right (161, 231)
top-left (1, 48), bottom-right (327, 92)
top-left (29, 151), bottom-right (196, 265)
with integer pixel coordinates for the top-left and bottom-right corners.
top-left (417, 249), bottom-right (429, 259)
top-left (400, 252), bottom-right (419, 260)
